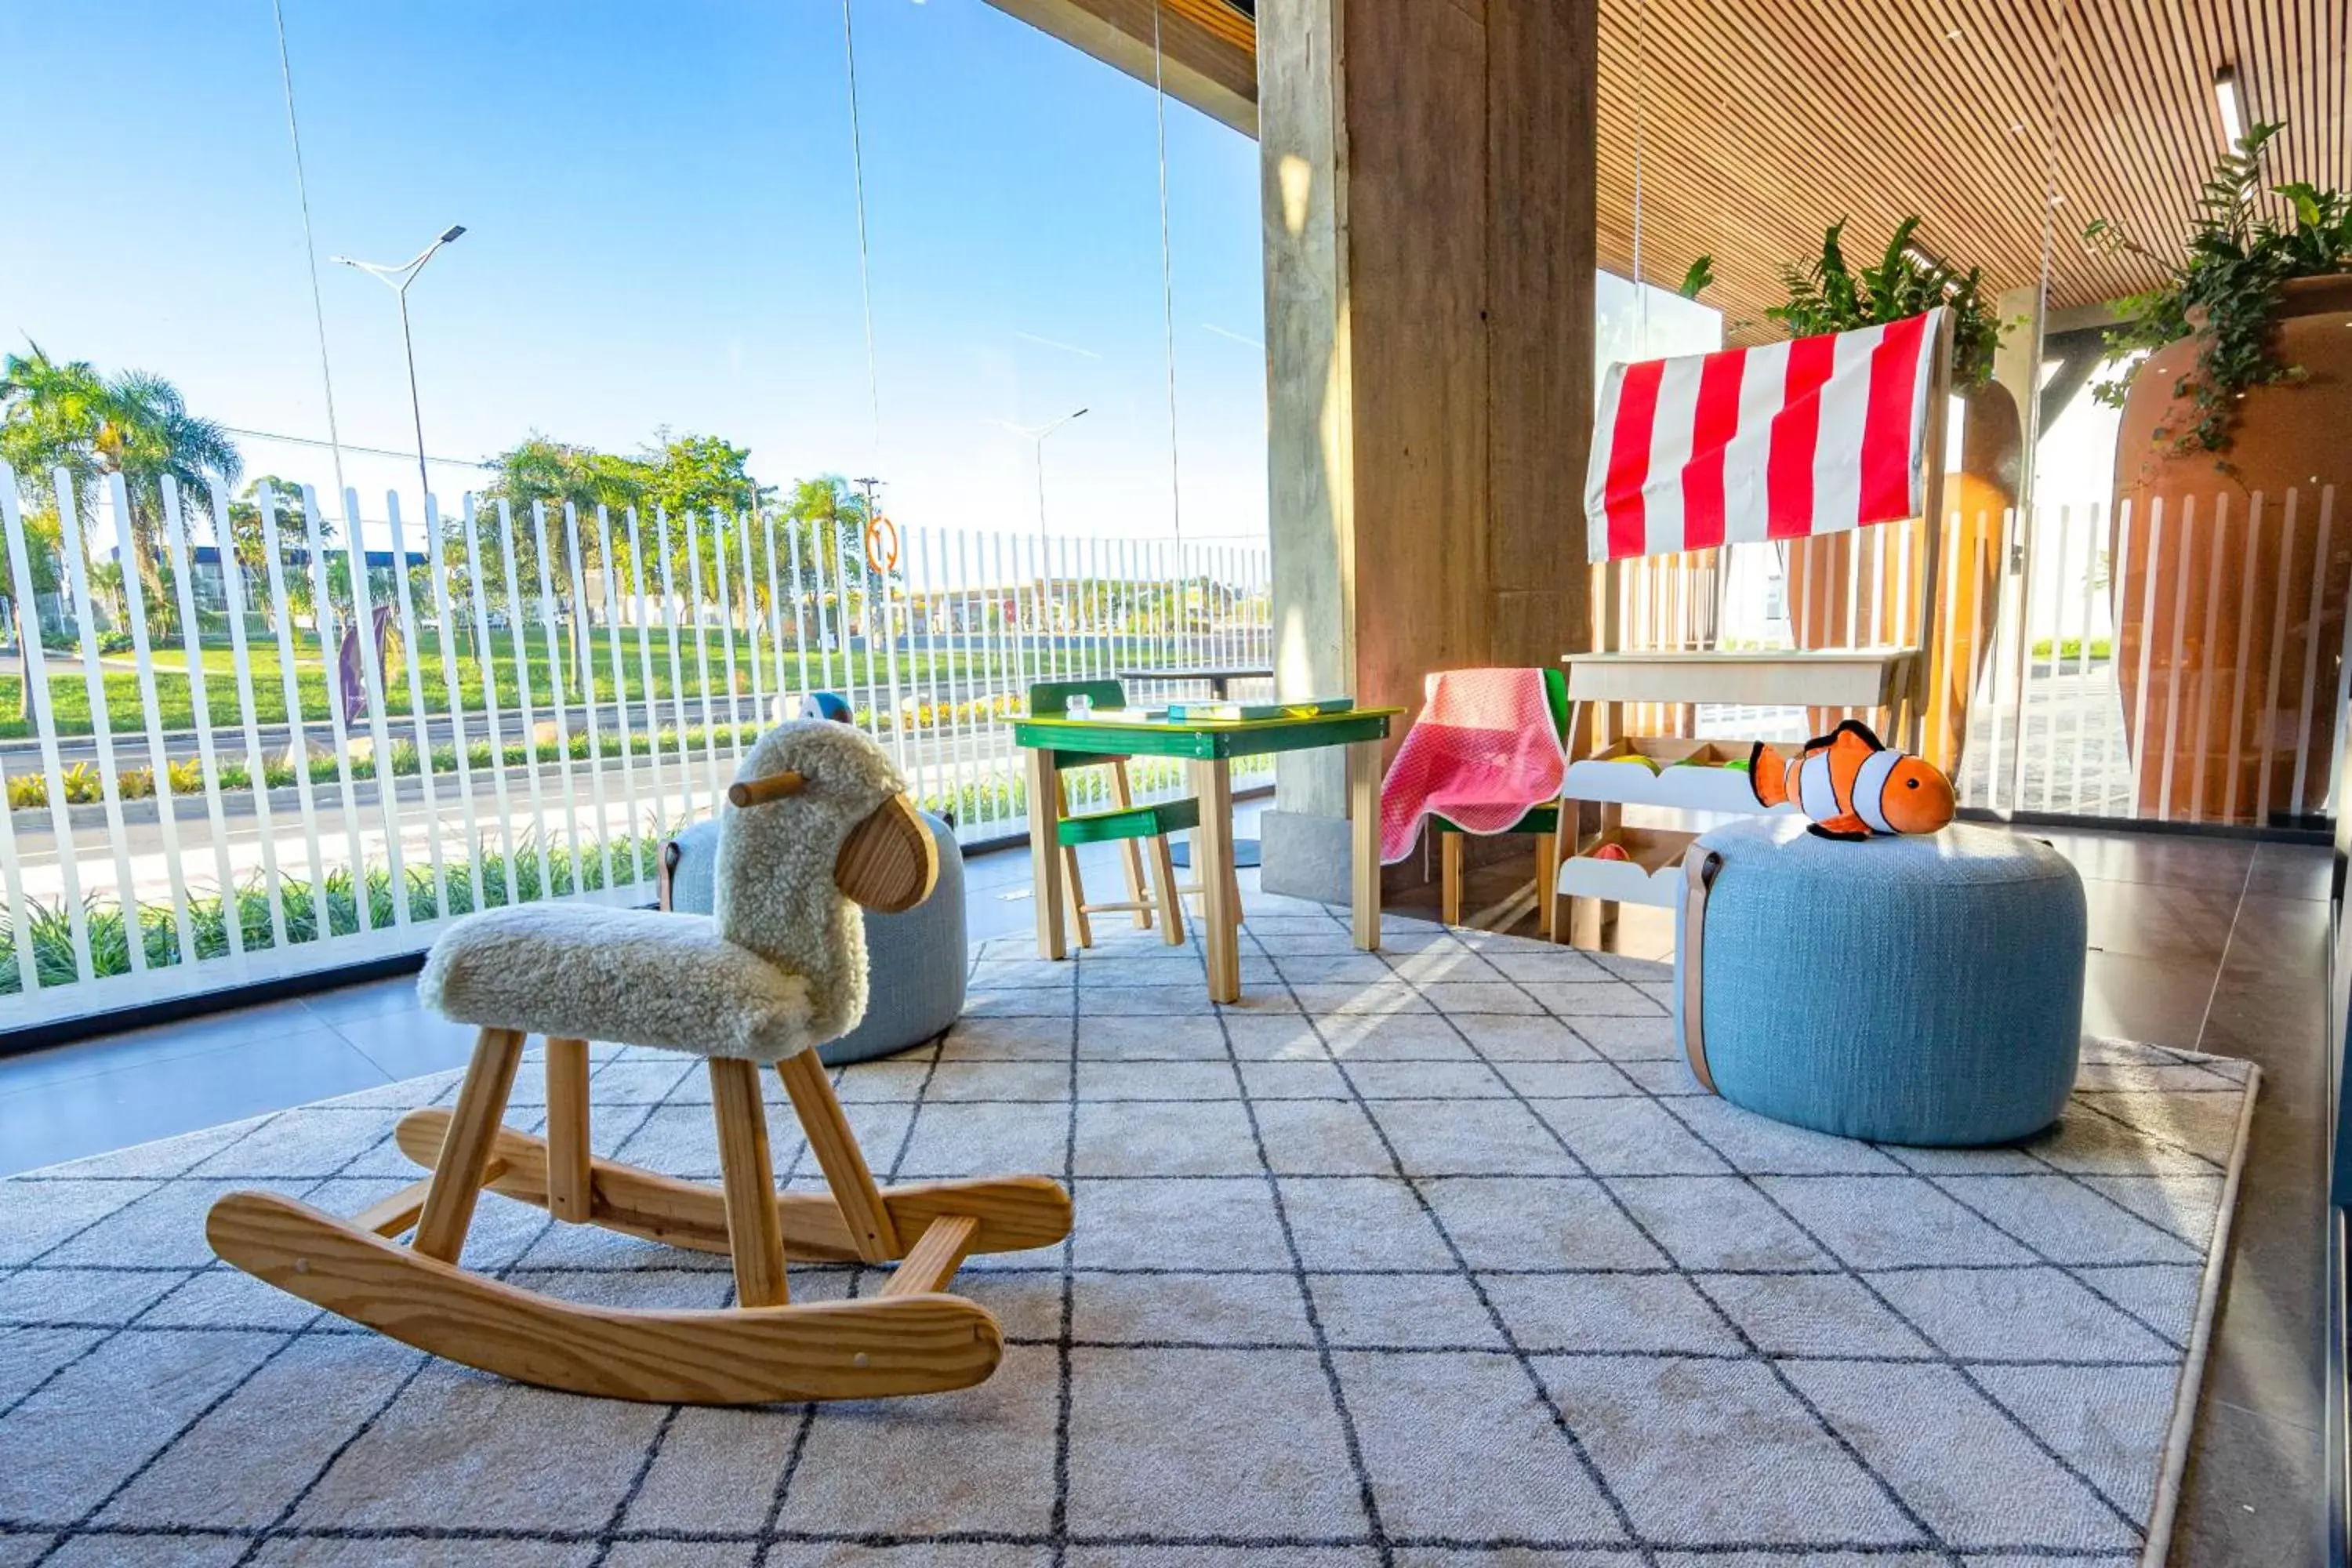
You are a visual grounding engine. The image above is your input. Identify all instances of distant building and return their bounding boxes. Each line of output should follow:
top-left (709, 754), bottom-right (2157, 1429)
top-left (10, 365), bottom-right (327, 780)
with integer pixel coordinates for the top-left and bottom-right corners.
top-left (107, 544), bottom-right (429, 614)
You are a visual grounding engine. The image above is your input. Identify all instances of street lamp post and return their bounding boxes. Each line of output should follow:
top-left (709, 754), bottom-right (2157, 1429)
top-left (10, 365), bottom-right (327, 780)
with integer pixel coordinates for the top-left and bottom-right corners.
top-left (854, 476), bottom-right (884, 547)
top-left (332, 225), bottom-right (466, 514)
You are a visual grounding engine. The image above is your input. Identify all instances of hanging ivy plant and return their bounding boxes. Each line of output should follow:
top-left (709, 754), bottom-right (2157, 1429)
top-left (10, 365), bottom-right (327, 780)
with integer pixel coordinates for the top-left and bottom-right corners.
top-left (2085, 122), bottom-right (2352, 458)
top-left (1676, 217), bottom-right (2007, 387)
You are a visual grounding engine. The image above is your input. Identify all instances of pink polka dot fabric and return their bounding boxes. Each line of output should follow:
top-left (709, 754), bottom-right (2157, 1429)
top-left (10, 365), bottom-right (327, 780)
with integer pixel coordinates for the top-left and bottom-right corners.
top-left (1377, 668), bottom-right (1566, 864)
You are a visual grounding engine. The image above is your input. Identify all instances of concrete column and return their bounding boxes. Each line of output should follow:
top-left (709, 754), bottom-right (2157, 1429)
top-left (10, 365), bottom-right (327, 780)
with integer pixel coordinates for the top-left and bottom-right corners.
top-left (1256, 0), bottom-right (1599, 902)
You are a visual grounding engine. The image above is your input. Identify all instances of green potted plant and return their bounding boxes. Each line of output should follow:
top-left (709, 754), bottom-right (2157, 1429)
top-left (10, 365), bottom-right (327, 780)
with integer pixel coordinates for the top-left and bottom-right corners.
top-left (2088, 122), bottom-right (2352, 460)
top-left (1763, 215), bottom-right (2009, 387)
top-left (2083, 122), bottom-right (2352, 822)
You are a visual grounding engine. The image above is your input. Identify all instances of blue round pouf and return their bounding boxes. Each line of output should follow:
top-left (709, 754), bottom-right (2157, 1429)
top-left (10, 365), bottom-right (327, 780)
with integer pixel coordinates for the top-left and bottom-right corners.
top-left (1673, 817), bottom-right (2085, 1146)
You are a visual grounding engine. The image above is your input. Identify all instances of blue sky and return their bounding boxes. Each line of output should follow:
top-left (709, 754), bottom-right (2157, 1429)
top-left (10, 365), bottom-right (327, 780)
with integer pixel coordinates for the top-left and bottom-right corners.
top-left (1, 0), bottom-right (1271, 550)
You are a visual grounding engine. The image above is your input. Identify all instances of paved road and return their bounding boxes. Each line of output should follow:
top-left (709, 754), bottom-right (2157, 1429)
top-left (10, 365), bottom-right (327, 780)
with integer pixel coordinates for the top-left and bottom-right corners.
top-left (4, 715), bottom-right (1283, 911)
top-left (2, 737), bottom-right (1058, 905)
top-left (2, 684), bottom-right (971, 771)
top-left (1, 660), bottom-right (1261, 771)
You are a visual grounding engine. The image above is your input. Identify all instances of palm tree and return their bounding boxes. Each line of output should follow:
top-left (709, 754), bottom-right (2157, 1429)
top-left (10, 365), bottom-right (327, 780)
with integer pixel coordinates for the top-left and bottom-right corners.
top-left (468, 435), bottom-right (660, 685)
top-left (782, 475), bottom-right (870, 574)
top-left (0, 344), bottom-right (105, 492)
top-left (0, 506), bottom-right (59, 724)
top-left (0, 346), bottom-right (99, 720)
top-left (0, 343), bottom-right (242, 635)
top-left (469, 434), bottom-right (652, 603)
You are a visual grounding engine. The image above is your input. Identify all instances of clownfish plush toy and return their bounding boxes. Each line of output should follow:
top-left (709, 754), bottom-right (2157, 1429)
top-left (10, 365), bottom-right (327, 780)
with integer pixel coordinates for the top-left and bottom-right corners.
top-left (1749, 720), bottom-right (1954, 841)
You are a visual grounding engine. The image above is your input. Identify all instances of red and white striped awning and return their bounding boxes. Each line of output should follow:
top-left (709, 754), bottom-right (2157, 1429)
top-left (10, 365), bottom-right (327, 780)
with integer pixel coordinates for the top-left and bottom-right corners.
top-left (1584, 307), bottom-right (1945, 564)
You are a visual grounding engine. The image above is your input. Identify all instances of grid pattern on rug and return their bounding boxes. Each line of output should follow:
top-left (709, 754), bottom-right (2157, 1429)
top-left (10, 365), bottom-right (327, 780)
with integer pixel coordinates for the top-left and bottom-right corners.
top-left (0, 898), bottom-right (2254, 1568)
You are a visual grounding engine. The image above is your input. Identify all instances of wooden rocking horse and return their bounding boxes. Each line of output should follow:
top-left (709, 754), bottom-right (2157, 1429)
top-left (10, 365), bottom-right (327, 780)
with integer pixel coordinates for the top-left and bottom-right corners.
top-left (206, 720), bottom-right (1072, 1404)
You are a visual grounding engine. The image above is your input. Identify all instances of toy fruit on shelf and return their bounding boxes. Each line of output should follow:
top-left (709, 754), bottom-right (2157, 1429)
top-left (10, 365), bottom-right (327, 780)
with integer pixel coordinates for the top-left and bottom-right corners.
top-left (1560, 739), bottom-right (1793, 817)
top-left (1590, 843), bottom-right (1632, 862)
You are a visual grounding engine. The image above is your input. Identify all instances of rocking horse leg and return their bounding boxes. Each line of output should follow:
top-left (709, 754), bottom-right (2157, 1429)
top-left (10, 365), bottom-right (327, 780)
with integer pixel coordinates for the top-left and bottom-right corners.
top-left (413, 1028), bottom-right (525, 1263)
top-left (775, 1051), bottom-right (900, 1262)
top-left (544, 1037), bottom-right (593, 1223)
top-left (710, 1058), bottom-right (789, 1307)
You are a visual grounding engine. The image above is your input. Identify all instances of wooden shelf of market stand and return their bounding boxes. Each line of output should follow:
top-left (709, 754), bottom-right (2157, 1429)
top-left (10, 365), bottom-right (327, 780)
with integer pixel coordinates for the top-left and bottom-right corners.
top-left (1558, 738), bottom-right (1777, 814)
top-left (1552, 738), bottom-right (1798, 945)
top-left (1555, 824), bottom-right (1699, 911)
top-left (1563, 647), bottom-right (1919, 710)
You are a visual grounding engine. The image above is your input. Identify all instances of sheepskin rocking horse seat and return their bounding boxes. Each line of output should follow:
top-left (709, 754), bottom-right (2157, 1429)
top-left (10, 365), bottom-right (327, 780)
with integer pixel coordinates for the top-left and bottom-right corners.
top-left (205, 721), bottom-right (1073, 1406)
top-left (423, 722), bottom-right (895, 1060)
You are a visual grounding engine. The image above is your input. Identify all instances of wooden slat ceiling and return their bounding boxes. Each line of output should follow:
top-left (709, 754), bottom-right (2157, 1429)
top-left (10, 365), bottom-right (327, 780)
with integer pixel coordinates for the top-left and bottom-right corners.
top-left (1592, 0), bottom-right (2350, 341)
top-left (1167, 0), bottom-right (1253, 51)
top-left (989, 0), bottom-right (1257, 132)
top-left (1065, 0), bottom-right (2347, 345)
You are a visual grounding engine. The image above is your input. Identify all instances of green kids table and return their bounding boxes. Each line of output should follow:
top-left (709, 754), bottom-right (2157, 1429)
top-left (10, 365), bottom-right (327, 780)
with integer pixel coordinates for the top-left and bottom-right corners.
top-left (1011, 706), bottom-right (1399, 1001)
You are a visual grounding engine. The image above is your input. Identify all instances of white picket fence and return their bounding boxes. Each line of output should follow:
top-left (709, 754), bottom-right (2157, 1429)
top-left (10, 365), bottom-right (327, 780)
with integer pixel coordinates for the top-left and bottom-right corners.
top-left (1961, 487), bottom-right (2346, 822)
top-left (0, 462), bottom-right (1271, 1018)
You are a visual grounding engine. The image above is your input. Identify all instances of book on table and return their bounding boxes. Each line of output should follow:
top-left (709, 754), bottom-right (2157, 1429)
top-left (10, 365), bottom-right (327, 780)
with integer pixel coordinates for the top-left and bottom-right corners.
top-left (1164, 697), bottom-right (1356, 724)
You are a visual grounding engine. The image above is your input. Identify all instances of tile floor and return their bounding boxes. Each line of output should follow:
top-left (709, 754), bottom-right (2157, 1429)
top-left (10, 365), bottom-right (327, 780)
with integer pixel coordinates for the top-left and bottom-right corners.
top-left (0, 808), bottom-right (2334, 1566)
top-left (0, 928), bottom-right (2252, 1563)
top-left (1399, 823), bottom-right (2336, 1568)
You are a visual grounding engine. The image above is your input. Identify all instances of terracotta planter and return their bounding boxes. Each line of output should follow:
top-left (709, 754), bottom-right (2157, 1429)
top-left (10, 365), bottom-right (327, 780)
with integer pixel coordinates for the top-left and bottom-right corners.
top-left (1784, 379), bottom-right (2020, 766)
top-left (2112, 274), bottom-right (2352, 823)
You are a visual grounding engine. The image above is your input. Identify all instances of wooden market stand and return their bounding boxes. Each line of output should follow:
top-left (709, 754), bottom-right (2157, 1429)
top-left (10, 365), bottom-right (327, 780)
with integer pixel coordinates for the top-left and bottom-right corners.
top-left (1552, 312), bottom-right (1957, 948)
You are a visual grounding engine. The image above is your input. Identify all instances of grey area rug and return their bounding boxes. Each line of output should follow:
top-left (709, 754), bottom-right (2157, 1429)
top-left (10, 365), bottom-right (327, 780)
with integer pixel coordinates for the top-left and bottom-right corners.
top-left (0, 900), bottom-right (2256, 1568)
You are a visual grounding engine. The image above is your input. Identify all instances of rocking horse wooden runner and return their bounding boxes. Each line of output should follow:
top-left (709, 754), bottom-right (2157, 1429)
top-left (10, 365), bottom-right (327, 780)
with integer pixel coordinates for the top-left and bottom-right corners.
top-left (207, 720), bottom-right (1073, 1405)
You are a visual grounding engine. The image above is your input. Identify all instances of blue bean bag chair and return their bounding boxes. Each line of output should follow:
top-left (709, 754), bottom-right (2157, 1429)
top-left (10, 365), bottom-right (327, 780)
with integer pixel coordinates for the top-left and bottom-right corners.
top-left (1674, 816), bottom-right (2085, 1145)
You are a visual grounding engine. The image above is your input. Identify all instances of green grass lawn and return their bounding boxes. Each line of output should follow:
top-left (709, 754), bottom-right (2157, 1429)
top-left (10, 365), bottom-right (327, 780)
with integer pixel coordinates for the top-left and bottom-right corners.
top-left (0, 625), bottom-right (1019, 738)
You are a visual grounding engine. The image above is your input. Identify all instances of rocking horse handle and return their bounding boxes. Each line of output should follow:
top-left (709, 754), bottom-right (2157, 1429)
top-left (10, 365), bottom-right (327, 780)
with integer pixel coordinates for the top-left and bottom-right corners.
top-left (728, 771), bottom-right (807, 808)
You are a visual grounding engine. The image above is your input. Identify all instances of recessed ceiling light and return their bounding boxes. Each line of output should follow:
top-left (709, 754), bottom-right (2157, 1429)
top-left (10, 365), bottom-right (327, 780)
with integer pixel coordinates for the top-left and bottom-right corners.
top-left (2214, 65), bottom-right (2246, 144)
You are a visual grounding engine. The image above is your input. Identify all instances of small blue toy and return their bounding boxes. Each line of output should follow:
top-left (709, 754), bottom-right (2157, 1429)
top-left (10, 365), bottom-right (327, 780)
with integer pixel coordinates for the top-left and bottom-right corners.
top-left (799, 691), bottom-right (854, 724)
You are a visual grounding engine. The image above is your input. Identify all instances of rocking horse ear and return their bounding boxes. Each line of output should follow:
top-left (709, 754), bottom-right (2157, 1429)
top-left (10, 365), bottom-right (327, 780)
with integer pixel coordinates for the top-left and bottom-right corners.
top-left (837, 793), bottom-right (937, 913)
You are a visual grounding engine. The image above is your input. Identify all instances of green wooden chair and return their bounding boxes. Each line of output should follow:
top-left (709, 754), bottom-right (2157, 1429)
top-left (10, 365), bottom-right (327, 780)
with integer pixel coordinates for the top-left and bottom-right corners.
top-left (1432, 666), bottom-right (1573, 940)
top-left (1028, 679), bottom-right (1198, 948)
